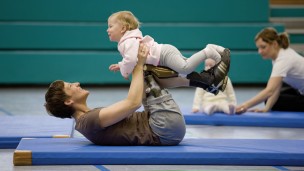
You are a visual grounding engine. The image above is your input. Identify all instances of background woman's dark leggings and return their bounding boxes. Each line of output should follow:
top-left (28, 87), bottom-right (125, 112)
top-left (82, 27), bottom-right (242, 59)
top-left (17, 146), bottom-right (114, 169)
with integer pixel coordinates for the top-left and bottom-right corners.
top-left (268, 83), bottom-right (304, 112)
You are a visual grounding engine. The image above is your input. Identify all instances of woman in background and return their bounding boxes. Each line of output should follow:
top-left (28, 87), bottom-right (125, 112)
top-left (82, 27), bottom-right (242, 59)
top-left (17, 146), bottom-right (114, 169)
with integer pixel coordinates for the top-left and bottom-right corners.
top-left (236, 27), bottom-right (304, 114)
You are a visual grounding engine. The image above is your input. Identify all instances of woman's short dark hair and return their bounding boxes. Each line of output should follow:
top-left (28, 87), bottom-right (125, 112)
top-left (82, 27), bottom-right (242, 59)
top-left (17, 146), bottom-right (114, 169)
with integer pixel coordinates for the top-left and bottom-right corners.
top-left (44, 80), bottom-right (75, 118)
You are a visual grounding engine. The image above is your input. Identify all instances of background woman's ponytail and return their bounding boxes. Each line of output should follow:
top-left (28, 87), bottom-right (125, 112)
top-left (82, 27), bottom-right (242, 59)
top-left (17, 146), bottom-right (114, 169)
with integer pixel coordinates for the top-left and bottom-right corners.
top-left (255, 27), bottom-right (290, 49)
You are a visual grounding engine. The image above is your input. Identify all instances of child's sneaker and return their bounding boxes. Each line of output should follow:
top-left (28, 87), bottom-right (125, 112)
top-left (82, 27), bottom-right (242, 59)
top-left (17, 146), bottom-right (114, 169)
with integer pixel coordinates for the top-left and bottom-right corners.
top-left (187, 48), bottom-right (230, 95)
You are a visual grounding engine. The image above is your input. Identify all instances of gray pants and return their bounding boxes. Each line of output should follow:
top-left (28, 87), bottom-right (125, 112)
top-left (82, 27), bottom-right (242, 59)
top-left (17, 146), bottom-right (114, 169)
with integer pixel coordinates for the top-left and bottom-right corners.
top-left (143, 89), bottom-right (186, 145)
top-left (159, 44), bottom-right (206, 75)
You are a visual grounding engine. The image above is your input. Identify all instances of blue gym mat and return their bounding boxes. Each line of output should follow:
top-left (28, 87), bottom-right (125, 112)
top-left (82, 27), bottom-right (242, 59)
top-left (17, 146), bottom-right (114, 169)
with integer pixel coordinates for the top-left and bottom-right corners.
top-left (14, 138), bottom-right (304, 166)
top-left (0, 115), bottom-right (74, 149)
top-left (182, 108), bottom-right (304, 128)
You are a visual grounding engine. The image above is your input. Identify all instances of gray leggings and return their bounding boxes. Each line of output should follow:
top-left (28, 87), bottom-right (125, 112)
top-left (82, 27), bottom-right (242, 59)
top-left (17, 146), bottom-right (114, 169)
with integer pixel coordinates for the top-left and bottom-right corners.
top-left (159, 44), bottom-right (207, 75)
top-left (143, 89), bottom-right (186, 145)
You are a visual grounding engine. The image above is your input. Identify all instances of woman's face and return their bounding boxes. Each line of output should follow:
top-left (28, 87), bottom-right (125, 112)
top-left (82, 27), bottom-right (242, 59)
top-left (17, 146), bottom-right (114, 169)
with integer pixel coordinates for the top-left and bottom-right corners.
top-left (63, 82), bottom-right (89, 104)
top-left (107, 16), bottom-right (126, 42)
top-left (255, 38), bottom-right (278, 60)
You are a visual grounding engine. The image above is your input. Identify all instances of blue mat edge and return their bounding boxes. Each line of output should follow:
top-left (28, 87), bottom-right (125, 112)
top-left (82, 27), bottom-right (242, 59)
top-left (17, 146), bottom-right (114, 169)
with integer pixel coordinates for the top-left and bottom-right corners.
top-left (16, 138), bottom-right (304, 166)
top-left (182, 110), bottom-right (304, 128)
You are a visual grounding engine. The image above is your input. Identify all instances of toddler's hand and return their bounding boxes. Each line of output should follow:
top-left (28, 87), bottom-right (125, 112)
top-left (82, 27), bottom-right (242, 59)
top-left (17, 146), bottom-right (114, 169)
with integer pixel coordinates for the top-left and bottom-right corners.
top-left (109, 64), bottom-right (120, 72)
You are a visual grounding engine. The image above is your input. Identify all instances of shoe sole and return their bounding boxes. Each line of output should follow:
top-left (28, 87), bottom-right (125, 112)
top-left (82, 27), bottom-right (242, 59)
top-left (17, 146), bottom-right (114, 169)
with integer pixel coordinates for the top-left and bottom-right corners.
top-left (222, 49), bottom-right (230, 73)
top-left (217, 49), bottom-right (230, 77)
top-left (220, 76), bottom-right (228, 91)
top-left (212, 49), bottom-right (230, 92)
top-left (219, 49), bottom-right (230, 92)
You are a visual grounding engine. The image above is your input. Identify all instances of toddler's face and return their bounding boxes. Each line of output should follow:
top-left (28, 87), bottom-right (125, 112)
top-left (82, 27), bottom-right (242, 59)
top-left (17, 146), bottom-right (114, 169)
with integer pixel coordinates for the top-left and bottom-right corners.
top-left (107, 17), bottom-right (125, 42)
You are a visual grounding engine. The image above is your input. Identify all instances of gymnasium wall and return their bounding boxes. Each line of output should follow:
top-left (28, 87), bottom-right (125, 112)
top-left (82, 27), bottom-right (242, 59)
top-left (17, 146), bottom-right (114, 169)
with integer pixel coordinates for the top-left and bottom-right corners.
top-left (0, 0), bottom-right (285, 85)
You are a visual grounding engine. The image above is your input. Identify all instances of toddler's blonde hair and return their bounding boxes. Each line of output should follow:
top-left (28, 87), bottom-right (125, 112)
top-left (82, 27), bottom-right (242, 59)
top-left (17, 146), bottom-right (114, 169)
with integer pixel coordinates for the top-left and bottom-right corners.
top-left (109, 11), bottom-right (141, 30)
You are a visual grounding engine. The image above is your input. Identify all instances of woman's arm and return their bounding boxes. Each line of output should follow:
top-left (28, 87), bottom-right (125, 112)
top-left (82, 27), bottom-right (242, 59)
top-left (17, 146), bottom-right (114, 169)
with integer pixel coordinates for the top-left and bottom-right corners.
top-left (259, 81), bottom-right (281, 112)
top-left (98, 43), bottom-right (148, 127)
top-left (236, 77), bottom-right (283, 113)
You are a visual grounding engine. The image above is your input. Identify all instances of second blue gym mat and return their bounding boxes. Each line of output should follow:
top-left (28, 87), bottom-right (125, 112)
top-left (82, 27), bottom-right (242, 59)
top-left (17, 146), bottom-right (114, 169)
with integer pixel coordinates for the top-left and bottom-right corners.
top-left (182, 109), bottom-right (304, 128)
top-left (0, 115), bottom-right (74, 149)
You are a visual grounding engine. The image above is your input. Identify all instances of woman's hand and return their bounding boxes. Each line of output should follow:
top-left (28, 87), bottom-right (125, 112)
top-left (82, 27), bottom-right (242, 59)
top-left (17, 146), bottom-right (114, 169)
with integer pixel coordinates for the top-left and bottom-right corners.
top-left (137, 43), bottom-right (149, 66)
top-left (248, 108), bottom-right (268, 113)
top-left (236, 105), bottom-right (268, 114)
top-left (235, 105), bottom-right (247, 114)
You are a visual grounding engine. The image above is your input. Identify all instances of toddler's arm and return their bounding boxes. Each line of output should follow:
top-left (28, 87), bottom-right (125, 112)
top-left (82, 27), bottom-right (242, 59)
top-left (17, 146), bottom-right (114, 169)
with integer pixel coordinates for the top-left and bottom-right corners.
top-left (118, 39), bottom-right (140, 78)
